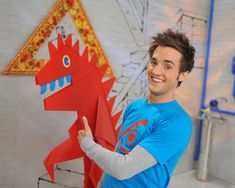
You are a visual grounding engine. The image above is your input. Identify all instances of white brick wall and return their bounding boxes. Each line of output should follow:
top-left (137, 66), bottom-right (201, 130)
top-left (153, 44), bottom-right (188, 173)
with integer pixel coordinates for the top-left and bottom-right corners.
top-left (0, 0), bottom-right (212, 187)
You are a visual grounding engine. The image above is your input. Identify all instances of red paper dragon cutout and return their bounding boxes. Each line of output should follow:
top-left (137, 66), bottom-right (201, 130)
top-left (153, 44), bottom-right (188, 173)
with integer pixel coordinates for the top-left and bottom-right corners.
top-left (35, 34), bottom-right (122, 188)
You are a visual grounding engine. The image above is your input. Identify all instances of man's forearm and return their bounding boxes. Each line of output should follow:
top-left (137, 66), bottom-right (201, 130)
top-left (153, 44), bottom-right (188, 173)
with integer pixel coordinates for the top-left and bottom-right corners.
top-left (80, 136), bottom-right (157, 180)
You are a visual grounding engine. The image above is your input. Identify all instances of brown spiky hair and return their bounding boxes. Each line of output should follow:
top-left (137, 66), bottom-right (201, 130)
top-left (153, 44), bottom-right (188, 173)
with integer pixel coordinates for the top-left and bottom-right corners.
top-left (148, 29), bottom-right (195, 87)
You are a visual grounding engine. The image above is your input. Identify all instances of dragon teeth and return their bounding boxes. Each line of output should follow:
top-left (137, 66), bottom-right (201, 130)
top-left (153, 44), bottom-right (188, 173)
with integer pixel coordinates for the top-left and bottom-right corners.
top-left (66, 75), bottom-right (72, 83)
top-left (58, 77), bottom-right (64, 87)
top-left (49, 81), bottom-right (56, 91)
top-left (40, 84), bottom-right (47, 95)
top-left (40, 74), bottom-right (72, 95)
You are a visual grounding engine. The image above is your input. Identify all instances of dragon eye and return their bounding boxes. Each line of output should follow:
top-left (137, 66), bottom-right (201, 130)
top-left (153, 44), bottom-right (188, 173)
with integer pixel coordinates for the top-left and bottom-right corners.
top-left (62, 55), bottom-right (70, 68)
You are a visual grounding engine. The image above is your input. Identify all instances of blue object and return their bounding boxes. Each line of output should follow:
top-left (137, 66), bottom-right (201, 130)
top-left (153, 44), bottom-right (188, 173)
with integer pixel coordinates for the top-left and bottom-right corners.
top-left (195, 0), bottom-right (214, 161)
top-left (195, 0), bottom-right (235, 161)
top-left (49, 81), bottom-right (56, 91)
top-left (209, 99), bottom-right (218, 110)
top-left (233, 82), bottom-right (235, 98)
top-left (63, 55), bottom-right (70, 67)
top-left (58, 77), bottom-right (64, 87)
top-left (40, 84), bottom-right (47, 95)
top-left (64, 57), bottom-right (69, 66)
top-left (232, 57), bottom-right (235, 98)
top-left (211, 108), bottom-right (235, 116)
top-left (232, 56), bottom-right (235, 74)
top-left (66, 75), bottom-right (72, 83)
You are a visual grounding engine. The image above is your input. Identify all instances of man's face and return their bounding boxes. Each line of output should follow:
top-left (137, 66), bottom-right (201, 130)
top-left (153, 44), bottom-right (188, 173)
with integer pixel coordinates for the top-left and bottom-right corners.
top-left (147, 46), bottom-right (188, 101)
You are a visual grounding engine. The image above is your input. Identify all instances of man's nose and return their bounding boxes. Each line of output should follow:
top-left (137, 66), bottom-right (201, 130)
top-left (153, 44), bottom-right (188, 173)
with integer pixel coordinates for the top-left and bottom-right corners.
top-left (152, 64), bottom-right (163, 74)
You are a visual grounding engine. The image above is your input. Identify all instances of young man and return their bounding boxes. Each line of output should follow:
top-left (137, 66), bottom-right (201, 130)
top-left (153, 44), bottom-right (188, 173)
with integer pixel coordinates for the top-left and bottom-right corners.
top-left (78, 29), bottom-right (195, 188)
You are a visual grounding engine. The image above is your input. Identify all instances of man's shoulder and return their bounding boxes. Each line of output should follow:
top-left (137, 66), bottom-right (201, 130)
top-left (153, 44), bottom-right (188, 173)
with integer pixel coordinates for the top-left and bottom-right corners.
top-left (127, 98), bottom-right (146, 108)
top-left (160, 102), bottom-right (192, 128)
top-left (170, 104), bottom-right (192, 134)
top-left (174, 102), bottom-right (192, 121)
top-left (123, 98), bottom-right (147, 118)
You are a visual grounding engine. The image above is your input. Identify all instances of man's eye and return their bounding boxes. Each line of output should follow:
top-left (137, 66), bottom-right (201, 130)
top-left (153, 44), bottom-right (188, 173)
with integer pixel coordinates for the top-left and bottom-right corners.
top-left (165, 65), bottom-right (172, 70)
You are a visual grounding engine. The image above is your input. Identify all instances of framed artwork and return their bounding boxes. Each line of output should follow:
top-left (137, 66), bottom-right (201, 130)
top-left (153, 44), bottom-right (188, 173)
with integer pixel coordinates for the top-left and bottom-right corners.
top-left (2, 0), bottom-right (112, 76)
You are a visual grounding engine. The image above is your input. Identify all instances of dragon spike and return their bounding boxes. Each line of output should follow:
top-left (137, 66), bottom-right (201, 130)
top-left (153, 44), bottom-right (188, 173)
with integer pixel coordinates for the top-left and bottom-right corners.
top-left (48, 42), bottom-right (57, 58)
top-left (72, 40), bottom-right (80, 54)
top-left (107, 96), bottom-right (116, 111)
top-left (89, 53), bottom-right (97, 65)
top-left (102, 77), bottom-right (115, 97)
top-left (65, 34), bottom-right (72, 48)
top-left (98, 64), bottom-right (108, 79)
top-left (57, 34), bottom-right (64, 50)
top-left (81, 46), bottom-right (89, 63)
top-left (112, 111), bottom-right (122, 127)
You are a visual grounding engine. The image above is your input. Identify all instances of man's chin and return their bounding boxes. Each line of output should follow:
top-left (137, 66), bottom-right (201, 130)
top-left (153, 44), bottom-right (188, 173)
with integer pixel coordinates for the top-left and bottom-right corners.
top-left (149, 89), bottom-right (163, 96)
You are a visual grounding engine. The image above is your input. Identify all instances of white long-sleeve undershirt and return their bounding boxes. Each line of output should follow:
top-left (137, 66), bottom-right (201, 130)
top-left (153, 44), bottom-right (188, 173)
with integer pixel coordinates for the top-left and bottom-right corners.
top-left (80, 136), bottom-right (157, 181)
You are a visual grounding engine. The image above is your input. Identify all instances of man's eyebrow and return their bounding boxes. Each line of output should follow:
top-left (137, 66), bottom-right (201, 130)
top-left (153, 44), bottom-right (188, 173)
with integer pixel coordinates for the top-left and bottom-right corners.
top-left (164, 60), bottom-right (176, 66)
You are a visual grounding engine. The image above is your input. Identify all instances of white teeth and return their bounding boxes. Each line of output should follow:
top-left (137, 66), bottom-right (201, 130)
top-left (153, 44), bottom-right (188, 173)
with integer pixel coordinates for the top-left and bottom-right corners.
top-left (151, 77), bottom-right (163, 83)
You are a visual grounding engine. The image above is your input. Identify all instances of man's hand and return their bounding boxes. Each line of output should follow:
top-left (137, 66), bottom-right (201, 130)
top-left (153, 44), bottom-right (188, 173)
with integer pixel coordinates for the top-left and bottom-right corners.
top-left (78, 116), bottom-right (93, 144)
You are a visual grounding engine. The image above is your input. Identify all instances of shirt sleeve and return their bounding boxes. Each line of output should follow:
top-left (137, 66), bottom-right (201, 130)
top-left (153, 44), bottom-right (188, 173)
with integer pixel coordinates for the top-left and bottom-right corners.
top-left (80, 136), bottom-right (157, 180)
top-left (139, 116), bottom-right (192, 165)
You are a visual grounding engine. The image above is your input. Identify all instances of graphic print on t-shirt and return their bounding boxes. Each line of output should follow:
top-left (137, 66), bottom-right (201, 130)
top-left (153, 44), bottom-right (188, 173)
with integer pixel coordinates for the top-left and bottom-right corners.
top-left (118, 119), bottom-right (148, 154)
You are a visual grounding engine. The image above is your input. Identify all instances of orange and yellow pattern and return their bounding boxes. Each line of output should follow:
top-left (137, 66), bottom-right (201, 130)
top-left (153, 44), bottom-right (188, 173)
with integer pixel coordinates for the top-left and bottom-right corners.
top-left (2, 0), bottom-right (112, 75)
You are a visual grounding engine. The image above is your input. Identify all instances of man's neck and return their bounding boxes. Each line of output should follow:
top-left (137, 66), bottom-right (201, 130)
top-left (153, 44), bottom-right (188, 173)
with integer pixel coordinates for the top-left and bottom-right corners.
top-left (147, 94), bottom-right (175, 104)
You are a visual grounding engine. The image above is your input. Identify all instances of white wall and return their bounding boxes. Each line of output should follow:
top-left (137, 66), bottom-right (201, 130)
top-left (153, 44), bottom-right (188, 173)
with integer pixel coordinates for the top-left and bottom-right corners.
top-left (0, 0), bottom-right (210, 187)
top-left (206, 0), bottom-right (235, 184)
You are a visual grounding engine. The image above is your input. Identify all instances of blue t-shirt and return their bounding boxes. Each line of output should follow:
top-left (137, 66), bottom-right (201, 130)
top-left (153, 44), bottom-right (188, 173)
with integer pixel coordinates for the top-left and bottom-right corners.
top-left (103, 98), bottom-right (192, 188)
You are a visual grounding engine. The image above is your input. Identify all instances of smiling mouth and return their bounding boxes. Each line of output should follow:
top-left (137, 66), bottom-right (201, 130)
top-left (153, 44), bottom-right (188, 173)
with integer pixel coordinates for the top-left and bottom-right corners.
top-left (40, 74), bottom-right (72, 95)
top-left (151, 76), bottom-right (165, 83)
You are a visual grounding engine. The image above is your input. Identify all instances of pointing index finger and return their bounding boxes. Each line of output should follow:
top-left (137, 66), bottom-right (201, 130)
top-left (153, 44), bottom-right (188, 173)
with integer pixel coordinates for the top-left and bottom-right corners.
top-left (82, 116), bottom-right (90, 131)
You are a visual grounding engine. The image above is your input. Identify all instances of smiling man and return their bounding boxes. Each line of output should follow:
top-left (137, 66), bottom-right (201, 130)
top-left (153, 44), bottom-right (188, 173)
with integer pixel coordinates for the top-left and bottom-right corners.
top-left (78, 29), bottom-right (195, 188)
top-left (147, 45), bottom-right (190, 103)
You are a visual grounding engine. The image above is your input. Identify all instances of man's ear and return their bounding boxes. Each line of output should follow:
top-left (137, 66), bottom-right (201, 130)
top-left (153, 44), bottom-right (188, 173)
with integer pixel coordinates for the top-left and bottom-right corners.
top-left (178, 71), bottom-right (189, 82)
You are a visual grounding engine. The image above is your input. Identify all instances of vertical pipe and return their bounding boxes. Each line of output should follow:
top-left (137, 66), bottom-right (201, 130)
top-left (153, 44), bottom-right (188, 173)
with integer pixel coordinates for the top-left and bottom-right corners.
top-left (194, 0), bottom-right (214, 160)
top-left (197, 119), bottom-right (213, 181)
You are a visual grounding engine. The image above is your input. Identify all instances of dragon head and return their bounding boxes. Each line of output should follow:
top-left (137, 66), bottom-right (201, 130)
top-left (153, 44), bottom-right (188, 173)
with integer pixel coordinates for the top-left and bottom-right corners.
top-left (35, 34), bottom-right (114, 112)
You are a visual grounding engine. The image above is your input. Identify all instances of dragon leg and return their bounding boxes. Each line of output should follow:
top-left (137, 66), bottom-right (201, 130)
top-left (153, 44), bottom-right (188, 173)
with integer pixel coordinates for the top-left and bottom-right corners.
top-left (44, 138), bottom-right (84, 182)
top-left (44, 119), bottom-right (83, 182)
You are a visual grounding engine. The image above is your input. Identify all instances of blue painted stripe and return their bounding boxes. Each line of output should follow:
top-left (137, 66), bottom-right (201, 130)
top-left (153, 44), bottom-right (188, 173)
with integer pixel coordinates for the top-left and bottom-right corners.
top-left (211, 108), bottom-right (235, 116)
top-left (194, 0), bottom-right (214, 161)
